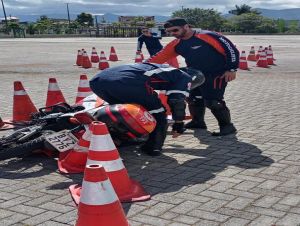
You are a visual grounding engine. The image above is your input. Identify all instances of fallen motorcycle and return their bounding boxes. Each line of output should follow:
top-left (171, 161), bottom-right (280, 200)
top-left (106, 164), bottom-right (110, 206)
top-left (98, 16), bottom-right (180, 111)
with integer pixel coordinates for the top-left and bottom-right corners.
top-left (0, 101), bottom-right (156, 160)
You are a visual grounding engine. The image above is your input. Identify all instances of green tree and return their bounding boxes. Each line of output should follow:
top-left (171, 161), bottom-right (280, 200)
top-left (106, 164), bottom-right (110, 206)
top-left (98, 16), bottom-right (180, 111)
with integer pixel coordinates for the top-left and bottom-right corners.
top-left (255, 18), bottom-right (278, 33)
top-left (26, 23), bottom-right (37, 34)
top-left (277, 19), bottom-right (286, 33)
top-left (172, 8), bottom-right (225, 30)
top-left (36, 15), bottom-right (52, 34)
top-left (229, 4), bottom-right (260, 15)
top-left (287, 20), bottom-right (299, 33)
top-left (76, 13), bottom-right (94, 26)
top-left (232, 13), bottom-right (263, 33)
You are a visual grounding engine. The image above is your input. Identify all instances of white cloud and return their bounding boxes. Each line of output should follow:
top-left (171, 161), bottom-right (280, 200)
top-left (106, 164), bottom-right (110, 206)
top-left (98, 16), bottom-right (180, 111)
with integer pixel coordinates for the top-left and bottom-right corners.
top-left (2, 0), bottom-right (300, 16)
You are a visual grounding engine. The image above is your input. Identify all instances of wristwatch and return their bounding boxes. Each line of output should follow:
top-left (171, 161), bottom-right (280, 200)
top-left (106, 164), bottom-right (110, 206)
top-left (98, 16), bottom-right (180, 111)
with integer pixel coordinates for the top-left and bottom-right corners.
top-left (229, 69), bottom-right (237, 72)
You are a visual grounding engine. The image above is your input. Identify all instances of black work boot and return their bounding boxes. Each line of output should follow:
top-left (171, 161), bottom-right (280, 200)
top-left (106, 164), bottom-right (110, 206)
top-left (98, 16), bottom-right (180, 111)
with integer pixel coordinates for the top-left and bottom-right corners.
top-left (185, 101), bottom-right (207, 129)
top-left (211, 105), bottom-right (236, 136)
top-left (141, 113), bottom-right (168, 156)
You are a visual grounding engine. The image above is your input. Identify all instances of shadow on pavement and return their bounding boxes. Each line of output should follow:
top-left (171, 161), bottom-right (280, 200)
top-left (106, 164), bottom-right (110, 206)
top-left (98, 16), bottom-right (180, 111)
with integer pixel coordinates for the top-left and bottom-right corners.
top-left (121, 129), bottom-right (274, 213)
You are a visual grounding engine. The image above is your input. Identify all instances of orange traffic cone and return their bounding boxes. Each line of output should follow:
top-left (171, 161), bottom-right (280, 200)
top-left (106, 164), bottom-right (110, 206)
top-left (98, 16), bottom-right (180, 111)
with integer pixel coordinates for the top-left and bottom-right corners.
top-left (239, 51), bottom-right (249, 70)
top-left (256, 46), bottom-right (263, 61)
top-left (70, 164), bottom-right (129, 226)
top-left (266, 47), bottom-right (274, 65)
top-left (13, 81), bottom-right (38, 122)
top-left (75, 74), bottom-right (93, 104)
top-left (247, 46), bottom-right (256, 61)
top-left (76, 50), bottom-right (83, 66)
top-left (256, 50), bottom-right (269, 68)
top-left (167, 57), bottom-right (179, 68)
top-left (268, 45), bottom-right (276, 61)
top-left (109, 46), bottom-right (119, 61)
top-left (82, 51), bottom-right (92, 69)
top-left (134, 51), bottom-right (143, 63)
top-left (99, 51), bottom-right (110, 70)
top-left (71, 121), bottom-right (151, 204)
top-left (58, 128), bottom-right (91, 174)
top-left (90, 47), bottom-right (99, 63)
top-left (45, 78), bottom-right (66, 108)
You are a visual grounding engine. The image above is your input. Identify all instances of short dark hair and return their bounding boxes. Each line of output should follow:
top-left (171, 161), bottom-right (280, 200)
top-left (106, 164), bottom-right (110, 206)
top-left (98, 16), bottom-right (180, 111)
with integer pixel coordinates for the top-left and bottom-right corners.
top-left (164, 18), bottom-right (188, 28)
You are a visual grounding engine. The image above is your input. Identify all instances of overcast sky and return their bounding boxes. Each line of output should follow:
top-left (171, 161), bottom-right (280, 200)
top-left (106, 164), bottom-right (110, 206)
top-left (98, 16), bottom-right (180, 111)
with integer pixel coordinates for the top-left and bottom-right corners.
top-left (2, 0), bottom-right (300, 16)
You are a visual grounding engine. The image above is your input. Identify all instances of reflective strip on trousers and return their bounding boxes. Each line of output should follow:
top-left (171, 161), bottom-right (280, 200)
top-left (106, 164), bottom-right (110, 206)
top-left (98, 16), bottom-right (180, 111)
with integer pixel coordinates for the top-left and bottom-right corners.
top-left (165, 90), bottom-right (189, 96)
top-left (80, 179), bottom-right (118, 205)
top-left (149, 107), bottom-right (165, 114)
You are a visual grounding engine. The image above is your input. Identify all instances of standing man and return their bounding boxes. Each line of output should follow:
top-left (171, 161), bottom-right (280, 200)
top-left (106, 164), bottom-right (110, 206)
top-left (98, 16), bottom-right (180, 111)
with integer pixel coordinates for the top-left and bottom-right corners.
top-left (90, 63), bottom-right (204, 156)
top-left (148, 18), bottom-right (239, 136)
top-left (137, 27), bottom-right (163, 56)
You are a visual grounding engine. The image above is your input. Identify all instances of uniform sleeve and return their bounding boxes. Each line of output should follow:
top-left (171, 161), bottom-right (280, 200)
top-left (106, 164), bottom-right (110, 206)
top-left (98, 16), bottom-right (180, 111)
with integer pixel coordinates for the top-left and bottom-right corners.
top-left (137, 36), bottom-right (144, 51)
top-left (147, 39), bottom-right (179, 64)
top-left (158, 69), bottom-right (191, 99)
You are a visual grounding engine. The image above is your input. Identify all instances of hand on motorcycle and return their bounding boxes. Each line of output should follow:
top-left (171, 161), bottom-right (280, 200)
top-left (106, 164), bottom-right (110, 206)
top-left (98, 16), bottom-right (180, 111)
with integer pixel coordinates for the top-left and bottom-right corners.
top-left (171, 121), bottom-right (185, 138)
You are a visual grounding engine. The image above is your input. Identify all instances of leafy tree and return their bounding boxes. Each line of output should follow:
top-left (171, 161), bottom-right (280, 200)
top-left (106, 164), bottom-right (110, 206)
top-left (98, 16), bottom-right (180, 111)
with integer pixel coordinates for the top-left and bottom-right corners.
top-left (26, 23), bottom-right (37, 34)
top-left (36, 15), bottom-right (52, 33)
top-left (172, 8), bottom-right (225, 30)
top-left (76, 13), bottom-right (94, 26)
top-left (229, 4), bottom-right (260, 15)
top-left (255, 18), bottom-right (278, 33)
top-left (232, 13), bottom-right (263, 33)
top-left (277, 19), bottom-right (286, 33)
top-left (287, 20), bottom-right (299, 33)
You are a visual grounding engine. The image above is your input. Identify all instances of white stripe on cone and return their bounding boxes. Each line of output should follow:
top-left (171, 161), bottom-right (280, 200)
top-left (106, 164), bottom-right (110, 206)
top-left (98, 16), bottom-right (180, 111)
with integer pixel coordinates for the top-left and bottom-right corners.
top-left (14, 90), bottom-right (27, 95)
top-left (86, 158), bottom-right (125, 172)
top-left (48, 83), bottom-right (61, 91)
top-left (79, 80), bottom-right (90, 87)
top-left (77, 91), bottom-right (93, 97)
top-left (80, 179), bottom-right (118, 205)
top-left (89, 134), bottom-right (115, 152)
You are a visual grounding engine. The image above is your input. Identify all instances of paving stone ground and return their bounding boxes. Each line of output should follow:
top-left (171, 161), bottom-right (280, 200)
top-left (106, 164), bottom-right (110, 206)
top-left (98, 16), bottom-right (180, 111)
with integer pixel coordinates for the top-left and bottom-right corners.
top-left (0, 35), bottom-right (300, 226)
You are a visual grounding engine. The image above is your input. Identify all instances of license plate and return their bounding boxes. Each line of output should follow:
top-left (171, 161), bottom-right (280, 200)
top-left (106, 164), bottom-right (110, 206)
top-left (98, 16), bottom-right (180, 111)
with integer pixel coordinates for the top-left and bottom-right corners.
top-left (45, 130), bottom-right (78, 152)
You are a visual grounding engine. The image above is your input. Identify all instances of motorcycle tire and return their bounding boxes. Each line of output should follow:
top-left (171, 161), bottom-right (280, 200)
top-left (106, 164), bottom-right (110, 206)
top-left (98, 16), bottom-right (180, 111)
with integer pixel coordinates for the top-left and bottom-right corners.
top-left (0, 136), bottom-right (46, 160)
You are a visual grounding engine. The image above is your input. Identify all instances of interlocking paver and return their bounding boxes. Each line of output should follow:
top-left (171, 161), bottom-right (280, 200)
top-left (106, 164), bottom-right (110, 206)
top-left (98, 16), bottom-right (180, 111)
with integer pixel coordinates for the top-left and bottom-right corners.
top-left (1, 36), bottom-right (300, 225)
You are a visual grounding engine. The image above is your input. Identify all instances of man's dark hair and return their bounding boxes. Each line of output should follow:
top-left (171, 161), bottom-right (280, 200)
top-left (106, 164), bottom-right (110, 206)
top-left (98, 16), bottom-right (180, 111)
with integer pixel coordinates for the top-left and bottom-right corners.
top-left (164, 18), bottom-right (188, 28)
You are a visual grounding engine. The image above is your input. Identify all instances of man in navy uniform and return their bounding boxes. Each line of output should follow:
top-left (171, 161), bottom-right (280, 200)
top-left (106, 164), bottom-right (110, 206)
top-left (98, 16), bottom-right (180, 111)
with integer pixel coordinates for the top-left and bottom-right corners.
top-left (148, 18), bottom-right (239, 136)
top-left (89, 63), bottom-right (204, 156)
top-left (137, 27), bottom-right (163, 56)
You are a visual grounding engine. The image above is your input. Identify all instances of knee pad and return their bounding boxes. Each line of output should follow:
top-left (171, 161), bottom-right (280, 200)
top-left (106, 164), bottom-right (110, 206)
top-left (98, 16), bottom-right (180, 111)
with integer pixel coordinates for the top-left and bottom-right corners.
top-left (205, 100), bottom-right (226, 111)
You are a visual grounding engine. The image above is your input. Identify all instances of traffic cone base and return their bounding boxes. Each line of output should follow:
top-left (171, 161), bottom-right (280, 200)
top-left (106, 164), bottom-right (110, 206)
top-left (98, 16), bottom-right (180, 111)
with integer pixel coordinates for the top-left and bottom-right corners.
top-left (70, 165), bottom-right (129, 226)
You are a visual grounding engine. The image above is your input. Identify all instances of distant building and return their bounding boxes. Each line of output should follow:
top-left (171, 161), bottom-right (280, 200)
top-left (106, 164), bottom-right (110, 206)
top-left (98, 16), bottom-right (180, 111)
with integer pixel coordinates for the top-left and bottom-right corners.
top-left (0, 16), bottom-right (20, 29)
top-left (118, 16), bottom-right (155, 25)
top-left (0, 16), bottom-right (19, 23)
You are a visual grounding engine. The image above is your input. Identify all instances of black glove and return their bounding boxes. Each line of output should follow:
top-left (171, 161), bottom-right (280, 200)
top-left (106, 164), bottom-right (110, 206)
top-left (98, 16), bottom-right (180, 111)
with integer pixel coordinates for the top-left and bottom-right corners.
top-left (172, 122), bottom-right (185, 134)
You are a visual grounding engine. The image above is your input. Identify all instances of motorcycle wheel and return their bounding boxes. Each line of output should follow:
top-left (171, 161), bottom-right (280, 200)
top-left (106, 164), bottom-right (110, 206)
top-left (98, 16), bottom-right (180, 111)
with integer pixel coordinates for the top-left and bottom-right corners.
top-left (0, 136), bottom-right (46, 160)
